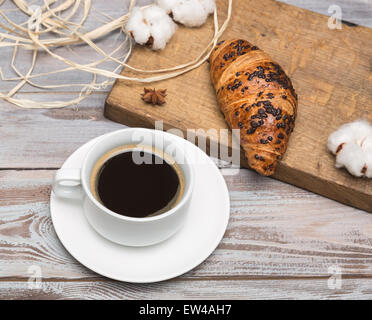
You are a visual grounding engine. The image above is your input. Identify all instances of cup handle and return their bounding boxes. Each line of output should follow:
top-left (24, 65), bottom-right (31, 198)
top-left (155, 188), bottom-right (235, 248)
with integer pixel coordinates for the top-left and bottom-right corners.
top-left (53, 168), bottom-right (84, 200)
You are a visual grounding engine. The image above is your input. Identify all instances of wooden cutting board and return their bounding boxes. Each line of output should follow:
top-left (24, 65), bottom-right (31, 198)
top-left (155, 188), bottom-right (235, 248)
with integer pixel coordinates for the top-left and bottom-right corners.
top-left (105, 0), bottom-right (372, 213)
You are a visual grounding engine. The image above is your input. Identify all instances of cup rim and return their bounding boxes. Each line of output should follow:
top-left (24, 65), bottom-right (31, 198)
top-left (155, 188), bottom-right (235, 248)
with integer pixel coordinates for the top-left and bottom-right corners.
top-left (81, 128), bottom-right (194, 223)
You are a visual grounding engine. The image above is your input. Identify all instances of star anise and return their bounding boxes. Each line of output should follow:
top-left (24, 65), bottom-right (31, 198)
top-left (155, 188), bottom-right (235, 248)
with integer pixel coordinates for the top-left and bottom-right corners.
top-left (141, 88), bottom-right (167, 105)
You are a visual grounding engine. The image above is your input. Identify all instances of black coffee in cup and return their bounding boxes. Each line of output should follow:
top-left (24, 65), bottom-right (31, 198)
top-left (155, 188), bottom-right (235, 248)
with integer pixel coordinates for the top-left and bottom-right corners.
top-left (90, 146), bottom-right (184, 218)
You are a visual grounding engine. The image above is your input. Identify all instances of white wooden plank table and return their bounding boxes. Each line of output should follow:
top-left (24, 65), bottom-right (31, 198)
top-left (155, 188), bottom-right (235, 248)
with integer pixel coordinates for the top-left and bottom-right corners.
top-left (0, 0), bottom-right (372, 300)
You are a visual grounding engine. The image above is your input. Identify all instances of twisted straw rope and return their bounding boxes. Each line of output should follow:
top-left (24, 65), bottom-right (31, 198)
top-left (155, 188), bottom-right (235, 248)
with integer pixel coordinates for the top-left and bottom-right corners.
top-left (0, 0), bottom-right (232, 108)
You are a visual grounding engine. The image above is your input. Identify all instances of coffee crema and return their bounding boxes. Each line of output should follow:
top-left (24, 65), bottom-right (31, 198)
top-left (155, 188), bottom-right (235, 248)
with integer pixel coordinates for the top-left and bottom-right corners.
top-left (90, 145), bottom-right (185, 218)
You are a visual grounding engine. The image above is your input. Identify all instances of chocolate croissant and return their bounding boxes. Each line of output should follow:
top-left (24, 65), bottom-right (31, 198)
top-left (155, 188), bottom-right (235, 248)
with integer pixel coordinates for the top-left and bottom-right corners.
top-left (209, 39), bottom-right (298, 176)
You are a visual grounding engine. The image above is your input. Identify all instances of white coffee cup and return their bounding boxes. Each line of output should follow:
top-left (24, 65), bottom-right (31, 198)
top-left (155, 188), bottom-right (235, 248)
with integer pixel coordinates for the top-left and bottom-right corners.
top-left (53, 128), bottom-right (195, 247)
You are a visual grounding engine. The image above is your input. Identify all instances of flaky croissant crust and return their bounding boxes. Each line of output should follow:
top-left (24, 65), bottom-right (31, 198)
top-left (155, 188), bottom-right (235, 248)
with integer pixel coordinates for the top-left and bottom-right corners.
top-left (209, 39), bottom-right (298, 176)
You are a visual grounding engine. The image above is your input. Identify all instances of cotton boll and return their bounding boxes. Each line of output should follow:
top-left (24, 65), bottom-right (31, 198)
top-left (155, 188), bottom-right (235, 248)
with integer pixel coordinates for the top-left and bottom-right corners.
top-left (141, 6), bottom-right (177, 50)
top-left (156, 0), bottom-right (216, 27)
top-left (328, 120), bottom-right (372, 178)
top-left (335, 144), bottom-right (365, 177)
top-left (125, 5), bottom-right (177, 50)
top-left (173, 1), bottom-right (207, 27)
top-left (125, 7), bottom-right (150, 44)
top-left (328, 120), bottom-right (372, 154)
top-left (143, 5), bottom-right (177, 50)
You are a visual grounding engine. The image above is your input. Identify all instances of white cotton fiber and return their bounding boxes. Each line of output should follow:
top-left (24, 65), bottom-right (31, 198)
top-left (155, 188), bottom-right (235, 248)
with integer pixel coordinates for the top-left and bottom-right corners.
top-left (363, 136), bottom-right (372, 178)
top-left (328, 120), bottom-right (372, 178)
top-left (200, 0), bottom-right (216, 15)
top-left (156, 0), bottom-right (216, 27)
top-left (335, 144), bottom-right (365, 177)
top-left (125, 7), bottom-right (150, 44)
top-left (125, 5), bottom-right (177, 50)
top-left (363, 135), bottom-right (372, 152)
top-left (155, 0), bottom-right (174, 14)
top-left (365, 152), bottom-right (372, 178)
top-left (327, 120), bottom-right (372, 154)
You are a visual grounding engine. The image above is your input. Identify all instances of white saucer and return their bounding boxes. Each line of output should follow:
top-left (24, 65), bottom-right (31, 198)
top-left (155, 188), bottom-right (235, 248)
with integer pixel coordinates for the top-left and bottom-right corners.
top-left (50, 132), bottom-right (230, 283)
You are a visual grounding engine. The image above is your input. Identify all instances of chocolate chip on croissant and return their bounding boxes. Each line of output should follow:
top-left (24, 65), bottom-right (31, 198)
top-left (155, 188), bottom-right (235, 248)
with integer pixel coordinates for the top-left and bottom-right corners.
top-left (209, 39), bottom-right (298, 176)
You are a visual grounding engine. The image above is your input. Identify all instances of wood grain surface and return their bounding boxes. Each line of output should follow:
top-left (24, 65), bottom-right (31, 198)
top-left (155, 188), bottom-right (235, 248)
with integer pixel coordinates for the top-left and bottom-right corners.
top-left (1, 163), bottom-right (372, 299)
top-left (105, 0), bottom-right (372, 213)
top-left (1, 0), bottom-right (372, 300)
top-left (2, 279), bottom-right (372, 300)
top-left (1, 169), bottom-right (372, 280)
